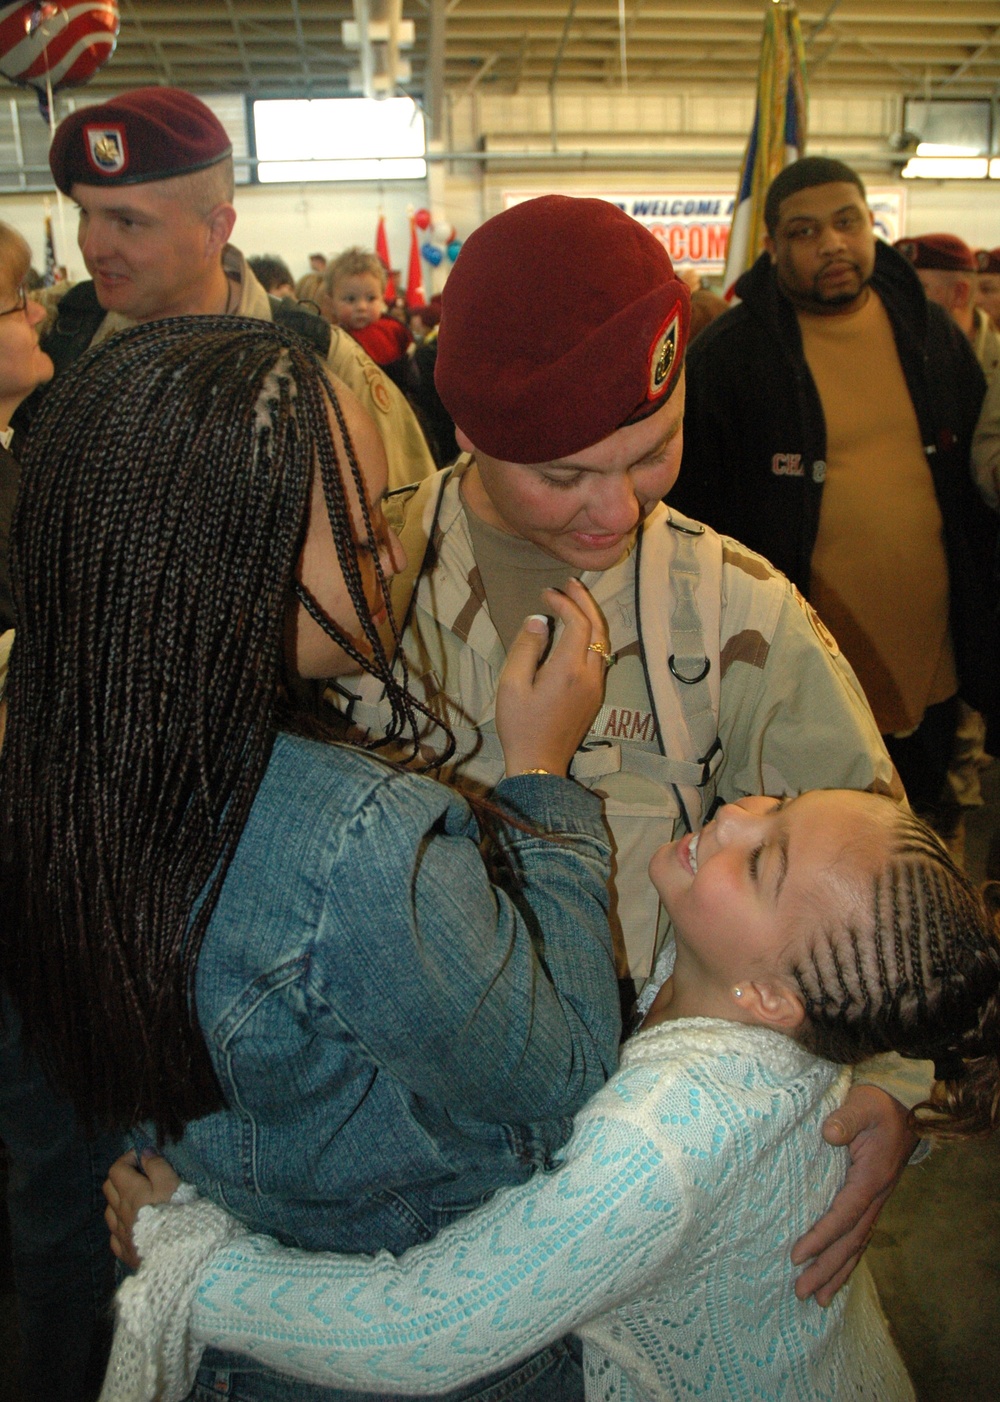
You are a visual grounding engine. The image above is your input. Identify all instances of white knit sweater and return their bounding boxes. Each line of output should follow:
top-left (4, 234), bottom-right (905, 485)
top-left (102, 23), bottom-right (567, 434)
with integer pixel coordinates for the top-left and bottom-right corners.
top-left (101, 1018), bottom-right (914, 1402)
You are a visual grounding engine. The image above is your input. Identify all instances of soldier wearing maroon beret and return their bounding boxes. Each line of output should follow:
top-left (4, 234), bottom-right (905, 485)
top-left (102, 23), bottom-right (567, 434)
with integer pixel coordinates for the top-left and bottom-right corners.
top-left (333, 192), bottom-right (922, 1304)
top-left (895, 232), bottom-right (1000, 383)
top-left (37, 86), bottom-right (433, 489)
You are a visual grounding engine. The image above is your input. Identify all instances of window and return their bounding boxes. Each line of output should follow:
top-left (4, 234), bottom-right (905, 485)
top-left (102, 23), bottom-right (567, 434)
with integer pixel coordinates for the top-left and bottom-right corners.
top-left (251, 97), bottom-right (426, 183)
top-left (901, 99), bottom-right (993, 180)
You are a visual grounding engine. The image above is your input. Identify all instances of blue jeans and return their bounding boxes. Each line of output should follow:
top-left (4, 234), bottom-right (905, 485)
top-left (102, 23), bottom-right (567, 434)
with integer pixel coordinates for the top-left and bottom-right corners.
top-left (187, 1337), bottom-right (584, 1402)
top-left (0, 994), bottom-right (122, 1401)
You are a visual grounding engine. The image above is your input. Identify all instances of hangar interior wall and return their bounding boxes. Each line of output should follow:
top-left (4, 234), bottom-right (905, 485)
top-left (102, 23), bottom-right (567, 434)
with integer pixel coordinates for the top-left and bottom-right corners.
top-left (2, 85), bottom-right (999, 289)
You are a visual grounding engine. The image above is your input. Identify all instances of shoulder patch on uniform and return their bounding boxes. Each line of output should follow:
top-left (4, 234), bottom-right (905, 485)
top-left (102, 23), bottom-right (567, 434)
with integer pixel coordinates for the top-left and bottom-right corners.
top-left (360, 360), bottom-right (393, 415)
top-left (720, 629), bottom-right (770, 677)
top-left (790, 585), bottom-right (840, 656)
top-left (722, 542), bottom-right (774, 581)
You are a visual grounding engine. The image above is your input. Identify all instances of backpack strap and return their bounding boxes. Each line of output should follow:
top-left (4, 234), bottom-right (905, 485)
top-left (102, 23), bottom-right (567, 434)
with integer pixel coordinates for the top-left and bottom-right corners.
top-left (636, 507), bottom-right (724, 831)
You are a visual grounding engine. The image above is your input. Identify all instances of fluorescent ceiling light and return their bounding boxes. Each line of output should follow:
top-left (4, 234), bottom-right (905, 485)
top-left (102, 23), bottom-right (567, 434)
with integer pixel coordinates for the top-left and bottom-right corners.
top-left (915, 142), bottom-right (983, 158)
top-left (901, 156), bottom-right (989, 179)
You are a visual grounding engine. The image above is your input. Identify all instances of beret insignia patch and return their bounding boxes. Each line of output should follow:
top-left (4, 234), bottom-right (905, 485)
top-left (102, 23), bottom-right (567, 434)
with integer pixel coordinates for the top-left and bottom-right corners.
top-left (977, 250), bottom-right (991, 272)
top-left (85, 125), bottom-right (127, 177)
top-left (896, 239), bottom-right (917, 263)
top-left (648, 307), bottom-right (680, 401)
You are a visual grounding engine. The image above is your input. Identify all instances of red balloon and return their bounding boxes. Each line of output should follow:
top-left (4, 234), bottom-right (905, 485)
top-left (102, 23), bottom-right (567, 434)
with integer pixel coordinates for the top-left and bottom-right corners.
top-left (414, 208), bottom-right (432, 231)
top-left (0, 2), bottom-right (119, 94)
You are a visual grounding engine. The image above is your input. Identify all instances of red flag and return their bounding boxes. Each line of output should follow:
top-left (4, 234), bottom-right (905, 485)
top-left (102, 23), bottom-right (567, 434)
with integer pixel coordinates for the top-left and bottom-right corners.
top-left (405, 216), bottom-right (425, 309)
top-left (374, 215), bottom-right (396, 301)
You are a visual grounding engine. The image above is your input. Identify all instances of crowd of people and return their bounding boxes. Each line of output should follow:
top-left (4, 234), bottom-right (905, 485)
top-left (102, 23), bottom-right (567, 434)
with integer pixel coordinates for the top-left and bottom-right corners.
top-left (245, 234), bottom-right (455, 468)
top-left (0, 87), bottom-right (999, 1402)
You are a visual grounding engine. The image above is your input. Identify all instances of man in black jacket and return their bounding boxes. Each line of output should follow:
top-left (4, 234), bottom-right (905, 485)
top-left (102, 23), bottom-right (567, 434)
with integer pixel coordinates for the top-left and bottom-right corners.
top-left (674, 156), bottom-right (998, 823)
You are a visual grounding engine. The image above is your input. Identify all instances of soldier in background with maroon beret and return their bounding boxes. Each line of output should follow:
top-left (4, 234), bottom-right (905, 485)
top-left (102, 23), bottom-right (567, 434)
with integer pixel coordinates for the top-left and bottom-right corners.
top-left (895, 232), bottom-right (1000, 385)
top-left (975, 246), bottom-right (1000, 328)
top-left (35, 87), bottom-right (433, 489)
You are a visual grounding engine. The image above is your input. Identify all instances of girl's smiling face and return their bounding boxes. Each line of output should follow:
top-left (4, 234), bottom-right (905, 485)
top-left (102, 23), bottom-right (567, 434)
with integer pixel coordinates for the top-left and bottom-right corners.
top-left (649, 791), bottom-right (897, 1001)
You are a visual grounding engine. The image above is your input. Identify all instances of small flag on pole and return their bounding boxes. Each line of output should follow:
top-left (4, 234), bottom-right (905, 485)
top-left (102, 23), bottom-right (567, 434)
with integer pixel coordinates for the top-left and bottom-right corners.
top-left (42, 202), bottom-right (58, 285)
top-left (405, 216), bottom-right (425, 309)
top-left (723, 0), bottom-right (808, 300)
top-left (375, 215), bottom-right (396, 301)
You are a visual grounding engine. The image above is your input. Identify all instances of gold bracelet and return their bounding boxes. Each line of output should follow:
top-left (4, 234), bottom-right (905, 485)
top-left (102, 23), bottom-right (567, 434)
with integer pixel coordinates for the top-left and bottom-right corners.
top-left (519, 767), bottom-right (552, 776)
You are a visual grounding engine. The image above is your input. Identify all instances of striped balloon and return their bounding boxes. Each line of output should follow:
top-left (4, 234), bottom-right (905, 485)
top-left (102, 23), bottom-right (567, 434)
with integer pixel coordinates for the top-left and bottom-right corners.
top-left (0, 3), bottom-right (119, 93)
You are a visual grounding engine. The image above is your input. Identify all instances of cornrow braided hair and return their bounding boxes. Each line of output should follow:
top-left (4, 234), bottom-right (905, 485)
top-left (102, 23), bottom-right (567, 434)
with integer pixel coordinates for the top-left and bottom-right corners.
top-left (790, 805), bottom-right (1000, 1139)
top-left (0, 315), bottom-right (446, 1141)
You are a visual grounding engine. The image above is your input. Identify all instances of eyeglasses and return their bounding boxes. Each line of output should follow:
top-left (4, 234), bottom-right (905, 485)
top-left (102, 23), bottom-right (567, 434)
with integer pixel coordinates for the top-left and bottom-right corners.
top-left (0, 283), bottom-right (29, 318)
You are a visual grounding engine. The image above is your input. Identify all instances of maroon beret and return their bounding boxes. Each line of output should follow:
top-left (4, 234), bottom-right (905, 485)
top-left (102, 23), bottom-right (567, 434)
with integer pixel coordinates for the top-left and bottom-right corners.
top-left (435, 196), bottom-right (690, 463)
top-left (50, 87), bottom-right (232, 194)
top-left (976, 248), bottom-right (1000, 275)
top-left (893, 233), bottom-right (976, 273)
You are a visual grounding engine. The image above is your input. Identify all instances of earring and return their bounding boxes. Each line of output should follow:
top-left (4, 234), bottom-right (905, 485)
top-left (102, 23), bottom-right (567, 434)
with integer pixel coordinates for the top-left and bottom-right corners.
top-left (733, 987), bottom-right (743, 999)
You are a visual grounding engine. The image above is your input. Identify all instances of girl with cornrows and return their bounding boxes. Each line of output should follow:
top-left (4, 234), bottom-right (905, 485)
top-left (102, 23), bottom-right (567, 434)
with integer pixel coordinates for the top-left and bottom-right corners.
top-left (0, 316), bottom-right (623, 1402)
top-left (103, 789), bottom-right (1000, 1402)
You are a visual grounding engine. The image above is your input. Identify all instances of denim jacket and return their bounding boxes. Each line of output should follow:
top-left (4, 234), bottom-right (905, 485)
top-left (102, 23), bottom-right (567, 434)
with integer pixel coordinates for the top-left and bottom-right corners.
top-left (159, 732), bottom-right (620, 1256)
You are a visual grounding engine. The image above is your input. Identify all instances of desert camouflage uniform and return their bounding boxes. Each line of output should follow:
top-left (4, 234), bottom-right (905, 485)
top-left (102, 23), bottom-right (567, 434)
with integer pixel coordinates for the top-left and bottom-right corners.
top-left (338, 460), bottom-right (900, 991)
top-left (973, 304), bottom-right (1000, 387)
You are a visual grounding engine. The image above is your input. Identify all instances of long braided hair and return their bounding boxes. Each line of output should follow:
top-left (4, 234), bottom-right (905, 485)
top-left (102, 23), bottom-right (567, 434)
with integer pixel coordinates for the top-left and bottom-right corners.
top-left (789, 801), bottom-right (1000, 1138)
top-left (0, 315), bottom-right (439, 1140)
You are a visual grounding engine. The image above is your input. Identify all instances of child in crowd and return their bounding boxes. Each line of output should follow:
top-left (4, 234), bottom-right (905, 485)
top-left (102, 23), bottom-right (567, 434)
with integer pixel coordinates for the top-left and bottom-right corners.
top-left (326, 247), bottom-right (411, 388)
top-left (103, 788), bottom-right (1000, 1402)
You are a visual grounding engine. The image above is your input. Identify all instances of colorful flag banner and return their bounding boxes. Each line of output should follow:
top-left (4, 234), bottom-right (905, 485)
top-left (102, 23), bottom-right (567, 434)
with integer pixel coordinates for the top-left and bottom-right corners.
top-left (375, 214), bottom-right (396, 300)
top-left (723, 0), bottom-right (808, 300)
top-left (405, 215), bottom-right (425, 308)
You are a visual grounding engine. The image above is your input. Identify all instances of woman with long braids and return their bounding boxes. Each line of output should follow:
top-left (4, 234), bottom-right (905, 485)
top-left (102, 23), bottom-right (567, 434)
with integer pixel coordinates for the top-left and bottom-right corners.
top-left (102, 790), bottom-right (1000, 1402)
top-left (0, 315), bottom-right (622, 1402)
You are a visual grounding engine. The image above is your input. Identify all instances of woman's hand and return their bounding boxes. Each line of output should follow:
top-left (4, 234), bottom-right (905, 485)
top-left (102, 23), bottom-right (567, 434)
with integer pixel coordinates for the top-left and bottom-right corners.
top-left (103, 1150), bottom-right (181, 1270)
top-left (495, 577), bottom-right (611, 778)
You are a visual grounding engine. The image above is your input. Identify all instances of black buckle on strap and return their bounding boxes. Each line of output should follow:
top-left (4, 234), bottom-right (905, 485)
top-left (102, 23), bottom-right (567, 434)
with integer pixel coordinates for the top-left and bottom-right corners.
top-left (668, 653), bottom-right (711, 685)
top-left (697, 736), bottom-right (722, 786)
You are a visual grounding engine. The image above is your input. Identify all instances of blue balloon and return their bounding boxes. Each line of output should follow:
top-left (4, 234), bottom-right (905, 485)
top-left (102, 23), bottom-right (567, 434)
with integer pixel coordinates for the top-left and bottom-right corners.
top-left (421, 241), bottom-right (443, 266)
top-left (446, 239), bottom-right (462, 262)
